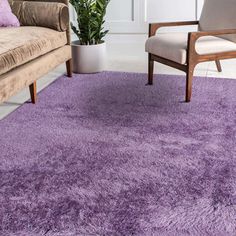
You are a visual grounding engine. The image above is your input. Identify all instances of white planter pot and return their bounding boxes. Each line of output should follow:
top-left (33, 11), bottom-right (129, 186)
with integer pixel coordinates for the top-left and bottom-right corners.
top-left (71, 41), bottom-right (106, 74)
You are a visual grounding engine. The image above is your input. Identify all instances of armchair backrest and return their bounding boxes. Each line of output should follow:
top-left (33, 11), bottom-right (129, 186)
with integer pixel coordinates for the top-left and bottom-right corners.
top-left (199, 0), bottom-right (236, 43)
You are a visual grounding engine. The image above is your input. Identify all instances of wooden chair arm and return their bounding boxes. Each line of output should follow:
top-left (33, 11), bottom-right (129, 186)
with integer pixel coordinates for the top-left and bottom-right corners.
top-left (187, 29), bottom-right (236, 62)
top-left (149, 21), bottom-right (199, 37)
top-left (189, 29), bottom-right (236, 40)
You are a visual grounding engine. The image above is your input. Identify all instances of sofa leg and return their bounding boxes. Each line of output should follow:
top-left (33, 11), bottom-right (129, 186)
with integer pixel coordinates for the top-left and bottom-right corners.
top-left (186, 66), bottom-right (194, 103)
top-left (66, 59), bottom-right (72, 77)
top-left (29, 81), bottom-right (37, 104)
top-left (215, 60), bottom-right (222, 72)
top-left (147, 54), bottom-right (154, 85)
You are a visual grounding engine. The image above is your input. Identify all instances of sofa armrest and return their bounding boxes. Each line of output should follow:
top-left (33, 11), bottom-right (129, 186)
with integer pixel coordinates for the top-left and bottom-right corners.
top-left (11, 1), bottom-right (69, 32)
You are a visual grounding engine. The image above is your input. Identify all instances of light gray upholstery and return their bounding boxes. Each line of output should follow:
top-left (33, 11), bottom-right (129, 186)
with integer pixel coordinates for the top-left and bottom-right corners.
top-left (199, 0), bottom-right (236, 42)
top-left (145, 33), bottom-right (236, 65)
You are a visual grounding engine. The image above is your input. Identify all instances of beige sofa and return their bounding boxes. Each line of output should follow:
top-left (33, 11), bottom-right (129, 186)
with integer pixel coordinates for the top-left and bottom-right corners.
top-left (0, 0), bottom-right (72, 104)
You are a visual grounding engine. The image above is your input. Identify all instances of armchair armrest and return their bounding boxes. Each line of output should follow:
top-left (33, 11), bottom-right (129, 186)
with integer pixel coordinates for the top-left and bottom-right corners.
top-left (149, 21), bottom-right (199, 37)
top-left (189, 29), bottom-right (236, 40)
top-left (187, 29), bottom-right (236, 61)
top-left (11, 1), bottom-right (69, 32)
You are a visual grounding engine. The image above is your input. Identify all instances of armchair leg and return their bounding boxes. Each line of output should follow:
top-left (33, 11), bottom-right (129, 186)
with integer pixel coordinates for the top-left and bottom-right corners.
top-left (66, 59), bottom-right (72, 77)
top-left (147, 54), bottom-right (154, 85)
top-left (215, 60), bottom-right (222, 72)
top-left (186, 65), bottom-right (195, 103)
top-left (29, 81), bottom-right (37, 104)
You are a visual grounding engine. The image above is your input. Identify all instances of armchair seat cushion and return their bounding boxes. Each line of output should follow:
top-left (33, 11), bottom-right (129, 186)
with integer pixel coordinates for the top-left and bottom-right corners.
top-left (0, 26), bottom-right (67, 75)
top-left (145, 32), bottom-right (236, 65)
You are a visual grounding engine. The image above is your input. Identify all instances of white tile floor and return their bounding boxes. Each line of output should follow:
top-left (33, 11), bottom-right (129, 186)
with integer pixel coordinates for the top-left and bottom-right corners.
top-left (1, 34), bottom-right (236, 120)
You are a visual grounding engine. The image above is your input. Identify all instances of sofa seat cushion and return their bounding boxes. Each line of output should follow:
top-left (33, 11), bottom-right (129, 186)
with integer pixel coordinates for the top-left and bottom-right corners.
top-left (0, 26), bottom-right (67, 75)
top-left (145, 32), bottom-right (236, 65)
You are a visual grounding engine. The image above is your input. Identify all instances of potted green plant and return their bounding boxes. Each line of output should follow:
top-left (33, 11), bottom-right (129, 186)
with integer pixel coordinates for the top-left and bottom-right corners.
top-left (70, 0), bottom-right (110, 74)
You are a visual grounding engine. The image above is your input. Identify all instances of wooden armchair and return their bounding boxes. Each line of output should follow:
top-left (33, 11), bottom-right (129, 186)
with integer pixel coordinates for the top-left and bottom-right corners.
top-left (145, 0), bottom-right (236, 102)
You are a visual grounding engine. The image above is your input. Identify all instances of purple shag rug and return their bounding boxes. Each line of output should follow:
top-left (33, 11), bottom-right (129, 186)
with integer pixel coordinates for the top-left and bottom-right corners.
top-left (0, 72), bottom-right (236, 236)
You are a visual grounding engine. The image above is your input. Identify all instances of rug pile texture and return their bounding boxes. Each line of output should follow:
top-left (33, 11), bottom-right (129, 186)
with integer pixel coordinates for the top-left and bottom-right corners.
top-left (0, 72), bottom-right (235, 236)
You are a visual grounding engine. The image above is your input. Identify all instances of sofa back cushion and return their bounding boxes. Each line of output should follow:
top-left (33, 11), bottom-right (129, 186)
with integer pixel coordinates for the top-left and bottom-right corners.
top-left (10, 1), bottom-right (69, 32)
top-left (0, 0), bottom-right (20, 27)
top-left (199, 0), bottom-right (236, 43)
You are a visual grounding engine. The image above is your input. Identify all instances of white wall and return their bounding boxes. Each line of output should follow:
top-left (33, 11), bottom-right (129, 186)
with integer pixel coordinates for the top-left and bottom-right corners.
top-left (106, 0), bottom-right (205, 33)
top-left (147, 0), bottom-right (196, 23)
top-left (105, 0), bottom-right (146, 33)
top-left (70, 0), bottom-right (205, 34)
top-left (197, 0), bottom-right (204, 19)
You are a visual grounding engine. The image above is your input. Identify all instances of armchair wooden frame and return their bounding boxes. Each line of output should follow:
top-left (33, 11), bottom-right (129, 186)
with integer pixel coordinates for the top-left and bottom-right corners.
top-left (148, 21), bottom-right (236, 102)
